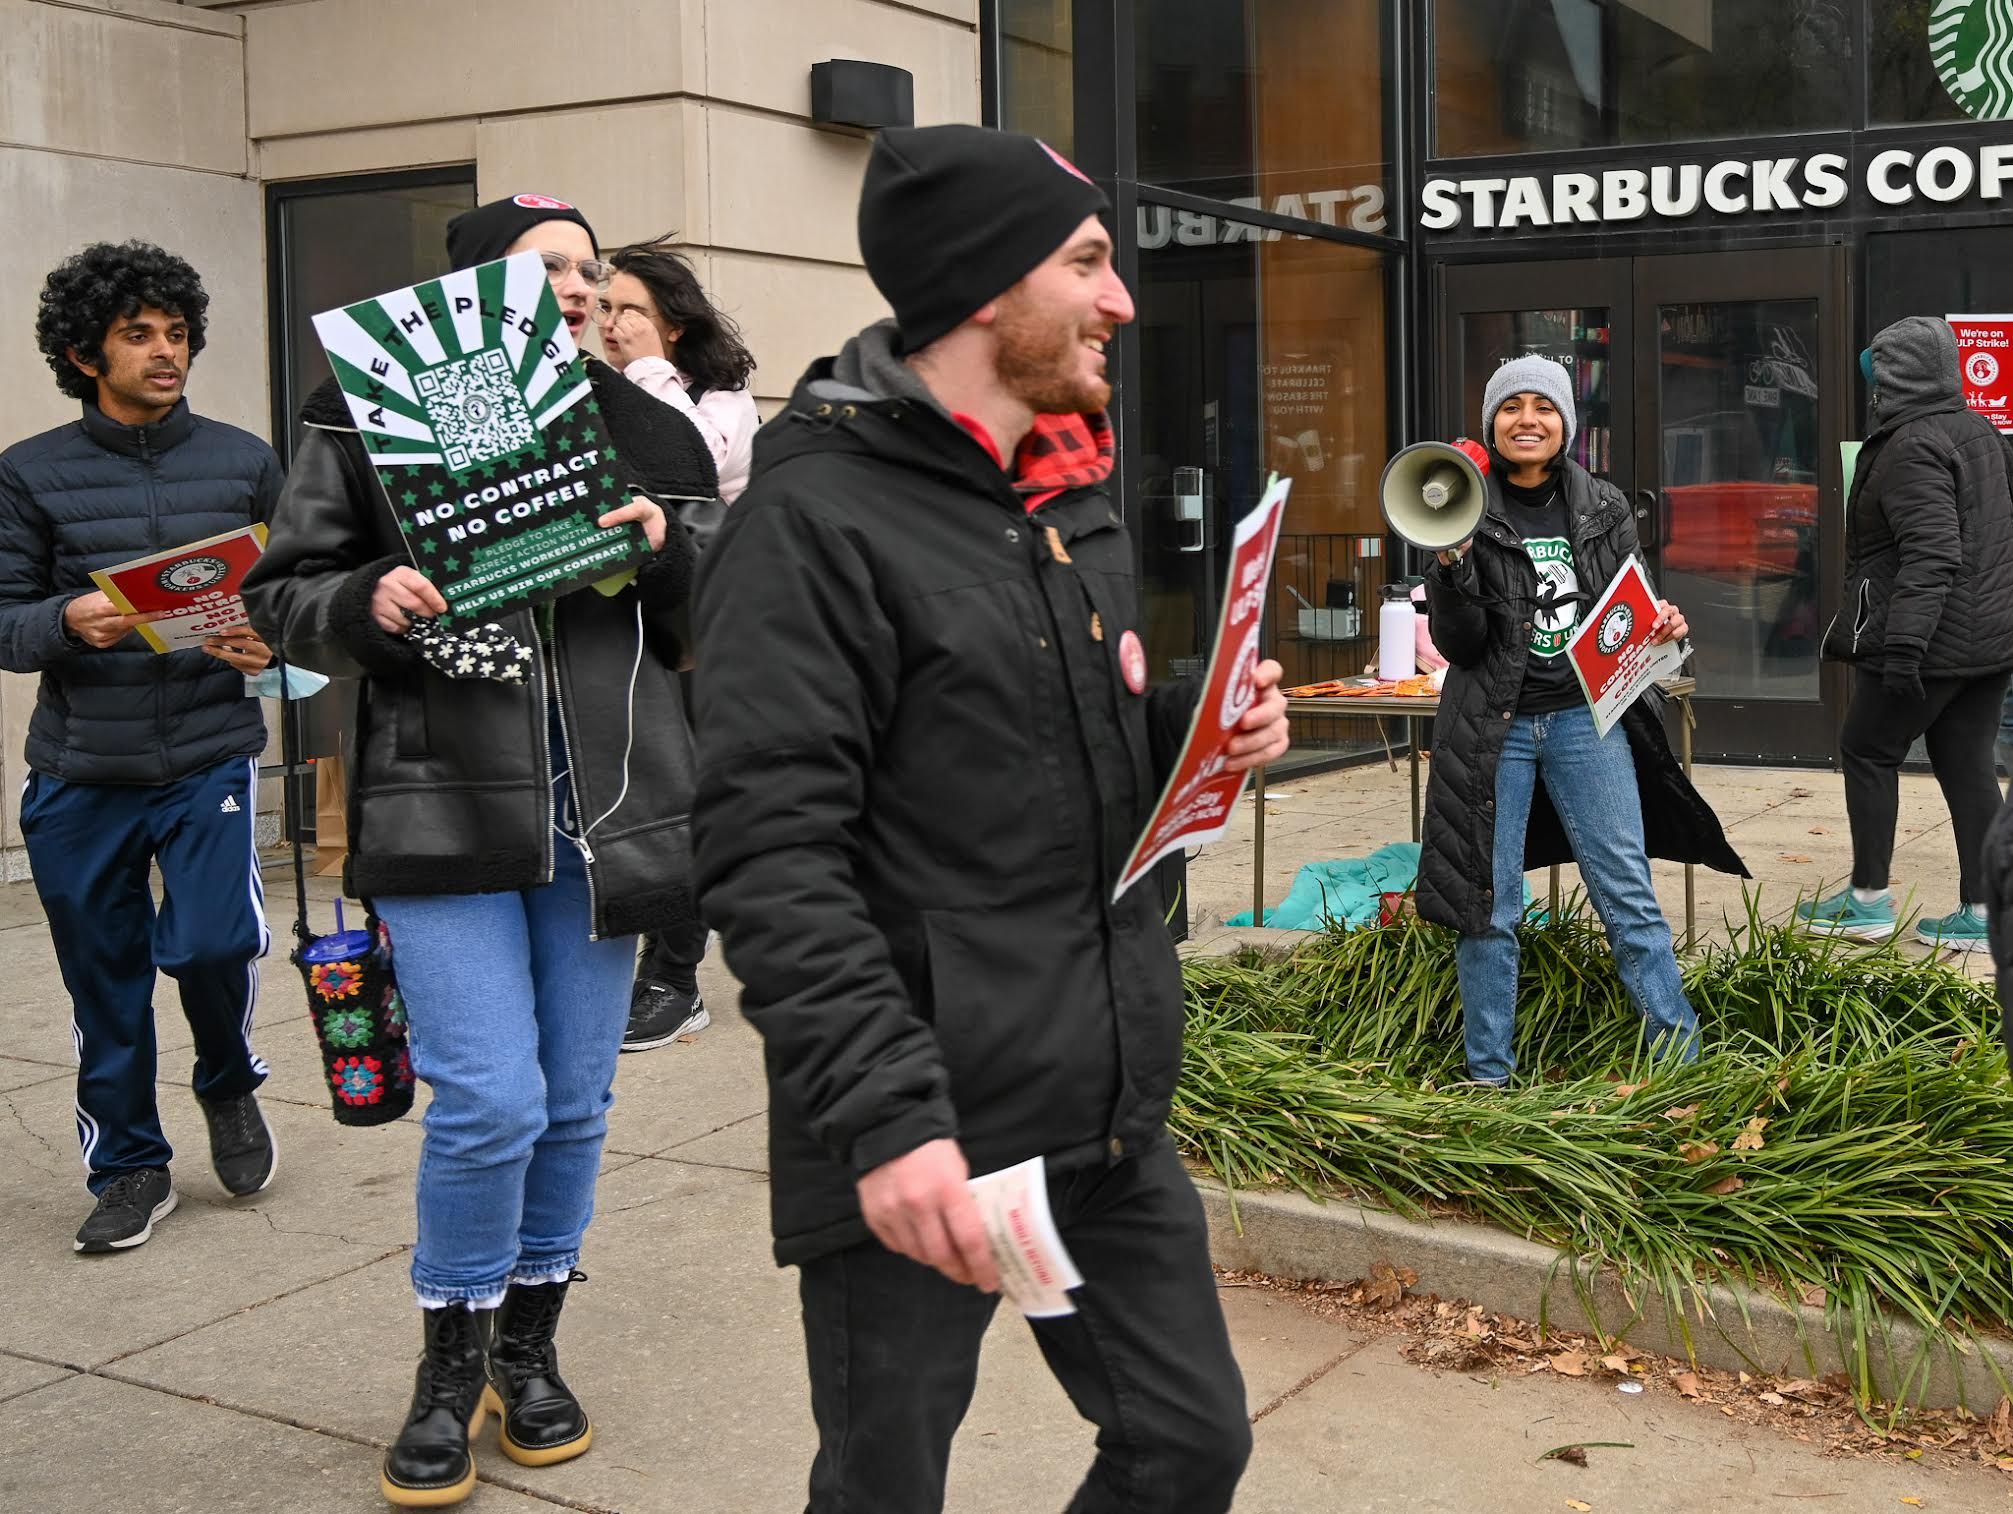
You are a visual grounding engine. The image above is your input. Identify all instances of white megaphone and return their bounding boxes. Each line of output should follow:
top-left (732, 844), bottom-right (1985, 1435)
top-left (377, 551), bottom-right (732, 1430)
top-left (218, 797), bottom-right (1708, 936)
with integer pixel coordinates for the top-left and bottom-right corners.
top-left (1378, 438), bottom-right (1492, 553)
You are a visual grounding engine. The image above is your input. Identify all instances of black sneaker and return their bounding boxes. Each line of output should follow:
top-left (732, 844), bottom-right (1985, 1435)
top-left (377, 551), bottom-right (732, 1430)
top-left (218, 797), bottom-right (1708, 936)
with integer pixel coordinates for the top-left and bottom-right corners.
top-left (621, 982), bottom-right (709, 1052)
top-left (197, 1091), bottom-right (277, 1197)
top-left (75, 1168), bottom-right (177, 1253)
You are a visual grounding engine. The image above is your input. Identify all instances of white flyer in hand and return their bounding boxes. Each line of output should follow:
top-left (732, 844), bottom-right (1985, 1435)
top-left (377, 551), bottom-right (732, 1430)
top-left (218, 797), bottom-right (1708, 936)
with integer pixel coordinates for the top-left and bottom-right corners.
top-left (967, 1156), bottom-right (1084, 1319)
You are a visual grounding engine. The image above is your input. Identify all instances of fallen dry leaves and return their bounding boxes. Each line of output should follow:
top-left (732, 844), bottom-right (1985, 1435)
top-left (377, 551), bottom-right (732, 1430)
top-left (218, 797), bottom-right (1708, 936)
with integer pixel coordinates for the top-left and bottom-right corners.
top-left (1343, 1260), bottom-right (1418, 1311)
top-left (1679, 1139), bottom-right (1720, 1164)
top-left (1706, 1175), bottom-right (1746, 1196)
top-left (1781, 853), bottom-right (1814, 864)
top-left (1732, 1116), bottom-right (1770, 1152)
top-left (1219, 1267), bottom-right (2013, 1485)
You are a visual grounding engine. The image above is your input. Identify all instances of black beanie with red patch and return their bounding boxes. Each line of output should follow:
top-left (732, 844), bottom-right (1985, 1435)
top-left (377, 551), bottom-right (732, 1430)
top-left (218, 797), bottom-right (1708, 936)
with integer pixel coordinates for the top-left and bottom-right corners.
top-left (445, 193), bottom-right (598, 273)
top-left (857, 125), bottom-right (1111, 355)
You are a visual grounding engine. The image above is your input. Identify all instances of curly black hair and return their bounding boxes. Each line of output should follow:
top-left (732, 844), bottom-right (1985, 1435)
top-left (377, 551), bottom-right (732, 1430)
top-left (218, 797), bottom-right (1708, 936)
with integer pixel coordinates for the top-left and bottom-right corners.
top-left (36, 241), bottom-right (210, 402)
top-left (607, 235), bottom-right (755, 395)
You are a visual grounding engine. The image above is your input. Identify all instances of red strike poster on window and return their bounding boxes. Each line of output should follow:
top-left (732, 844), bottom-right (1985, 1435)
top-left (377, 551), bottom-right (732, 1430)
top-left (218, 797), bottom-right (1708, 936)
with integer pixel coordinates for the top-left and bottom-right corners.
top-left (1949, 314), bottom-right (2013, 434)
top-left (1112, 474), bottom-right (1292, 902)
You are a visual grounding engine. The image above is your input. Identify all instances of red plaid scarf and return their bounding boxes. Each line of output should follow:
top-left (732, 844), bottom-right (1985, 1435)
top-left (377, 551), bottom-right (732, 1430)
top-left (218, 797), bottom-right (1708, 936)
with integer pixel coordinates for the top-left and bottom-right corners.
top-left (954, 410), bottom-right (1116, 512)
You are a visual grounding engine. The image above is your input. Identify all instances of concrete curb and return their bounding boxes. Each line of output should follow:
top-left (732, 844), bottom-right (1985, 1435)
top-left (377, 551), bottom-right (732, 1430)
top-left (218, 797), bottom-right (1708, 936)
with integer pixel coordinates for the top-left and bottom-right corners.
top-left (1196, 1180), bottom-right (2013, 1410)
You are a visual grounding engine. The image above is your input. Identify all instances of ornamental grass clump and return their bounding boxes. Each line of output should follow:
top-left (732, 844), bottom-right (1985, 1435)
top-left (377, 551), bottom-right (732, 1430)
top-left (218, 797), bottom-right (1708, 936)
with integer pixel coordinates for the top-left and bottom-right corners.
top-left (1174, 899), bottom-right (2013, 1397)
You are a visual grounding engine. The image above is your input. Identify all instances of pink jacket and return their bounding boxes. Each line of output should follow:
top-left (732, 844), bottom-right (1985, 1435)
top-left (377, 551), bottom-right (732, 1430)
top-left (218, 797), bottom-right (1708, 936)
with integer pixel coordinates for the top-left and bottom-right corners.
top-left (619, 357), bottom-right (760, 504)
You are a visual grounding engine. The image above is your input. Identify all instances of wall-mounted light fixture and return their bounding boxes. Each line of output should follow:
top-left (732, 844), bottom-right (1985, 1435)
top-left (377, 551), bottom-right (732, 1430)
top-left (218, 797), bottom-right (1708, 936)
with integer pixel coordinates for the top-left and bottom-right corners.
top-left (810, 60), bottom-right (915, 131)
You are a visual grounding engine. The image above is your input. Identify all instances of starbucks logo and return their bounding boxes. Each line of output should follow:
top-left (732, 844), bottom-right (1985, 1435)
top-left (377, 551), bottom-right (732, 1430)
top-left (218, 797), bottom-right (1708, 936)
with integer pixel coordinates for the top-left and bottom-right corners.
top-left (1967, 350), bottom-right (2001, 387)
top-left (1932, 0), bottom-right (2013, 121)
top-left (158, 556), bottom-right (229, 593)
top-left (1596, 603), bottom-right (1635, 655)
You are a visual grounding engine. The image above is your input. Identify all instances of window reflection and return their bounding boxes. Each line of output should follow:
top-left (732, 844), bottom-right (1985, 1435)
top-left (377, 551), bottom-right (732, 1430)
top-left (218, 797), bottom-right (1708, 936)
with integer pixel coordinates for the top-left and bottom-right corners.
top-left (997, 0), bottom-right (1075, 157)
top-left (274, 178), bottom-right (474, 461)
top-left (1137, 0), bottom-right (1390, 228)
top-left (1433, 0), bottom-right (1852, 156)
top-left (1657, 300), bottom-right (1823, 703)
top-left (1871, 0), bottom-right (1995, 124)
top-left (1135, 214), bottom-right (1391, 771)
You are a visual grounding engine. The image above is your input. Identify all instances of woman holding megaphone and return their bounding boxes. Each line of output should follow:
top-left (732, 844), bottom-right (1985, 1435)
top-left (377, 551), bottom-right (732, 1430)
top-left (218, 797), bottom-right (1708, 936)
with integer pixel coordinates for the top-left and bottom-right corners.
top-left (1411, 355), bottom-right (1746, 1086)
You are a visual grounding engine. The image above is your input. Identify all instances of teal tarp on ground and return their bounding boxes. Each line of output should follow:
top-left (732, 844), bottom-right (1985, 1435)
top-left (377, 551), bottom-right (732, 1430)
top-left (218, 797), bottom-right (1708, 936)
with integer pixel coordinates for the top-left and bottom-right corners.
top-left (1227, 843), bottom-right (1421, 930)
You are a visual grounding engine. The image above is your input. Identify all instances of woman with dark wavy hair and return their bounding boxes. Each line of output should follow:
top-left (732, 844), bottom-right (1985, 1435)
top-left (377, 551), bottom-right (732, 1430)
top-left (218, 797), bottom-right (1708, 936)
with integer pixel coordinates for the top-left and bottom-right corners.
top-left (599, 236), bottom-right (760, 504)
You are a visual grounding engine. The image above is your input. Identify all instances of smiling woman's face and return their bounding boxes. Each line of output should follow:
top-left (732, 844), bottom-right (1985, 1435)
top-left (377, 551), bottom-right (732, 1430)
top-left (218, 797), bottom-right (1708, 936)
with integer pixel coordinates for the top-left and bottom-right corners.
top-left (1493, 391), bottom-right (1565, 473)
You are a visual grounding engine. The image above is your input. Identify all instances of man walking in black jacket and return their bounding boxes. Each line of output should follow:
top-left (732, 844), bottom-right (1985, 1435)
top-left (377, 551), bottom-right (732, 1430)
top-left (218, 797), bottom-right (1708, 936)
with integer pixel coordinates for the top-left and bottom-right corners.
top-left (0, 243), bottom-right (282, 1253)
top-left (693, 126), bottom-right (1289, 1513)
top-left (1801, 315), bottom-right (2013, 948)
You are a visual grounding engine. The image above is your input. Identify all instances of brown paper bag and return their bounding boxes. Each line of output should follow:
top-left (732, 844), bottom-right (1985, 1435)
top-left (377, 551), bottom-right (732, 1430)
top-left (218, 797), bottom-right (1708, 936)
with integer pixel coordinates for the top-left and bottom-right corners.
top-left (314, 756), bottom-right (348, 877)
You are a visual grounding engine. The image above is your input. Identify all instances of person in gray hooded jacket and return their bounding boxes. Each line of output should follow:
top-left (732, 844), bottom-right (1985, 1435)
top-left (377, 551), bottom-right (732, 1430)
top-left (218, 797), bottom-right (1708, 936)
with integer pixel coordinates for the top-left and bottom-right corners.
top-left (1800, 316), bottom-right (2013, 950)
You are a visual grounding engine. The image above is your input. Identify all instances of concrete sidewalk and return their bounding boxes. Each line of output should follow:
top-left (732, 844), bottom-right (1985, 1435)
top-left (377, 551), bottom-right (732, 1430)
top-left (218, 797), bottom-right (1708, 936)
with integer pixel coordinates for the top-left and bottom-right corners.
top-left (0, 769), bottom-right (2005, 1512)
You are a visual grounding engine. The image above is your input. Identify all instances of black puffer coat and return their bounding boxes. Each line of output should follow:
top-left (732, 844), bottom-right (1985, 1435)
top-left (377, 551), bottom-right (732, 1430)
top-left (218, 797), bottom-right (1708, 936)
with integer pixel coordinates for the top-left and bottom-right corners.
top-left (1822, 315), bottom-right (2013, 678)
top-left (693, 321), bottom-right (1201, 1266)
top-left (242, 359), bottom-right (710, 939)
top-left (1418, 458), bottom-right (1747, 935)
top-left (0, 401), bottom-right (281, 784)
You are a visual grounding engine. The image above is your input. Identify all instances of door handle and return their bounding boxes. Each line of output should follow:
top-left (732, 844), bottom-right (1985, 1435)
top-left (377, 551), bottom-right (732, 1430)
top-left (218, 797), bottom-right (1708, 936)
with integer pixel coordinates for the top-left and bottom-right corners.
top-left (1633, 487), bottom-right (1666, 551)
top-left (1173, 466), bottom-right (1207, 554)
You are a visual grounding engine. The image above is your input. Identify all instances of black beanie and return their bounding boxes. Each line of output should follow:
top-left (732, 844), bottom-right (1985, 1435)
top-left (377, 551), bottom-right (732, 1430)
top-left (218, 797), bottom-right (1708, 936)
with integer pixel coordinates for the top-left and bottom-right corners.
top-left (445, 193), bottom-right (598, 272)
top-left (858, 126), bottom-right (1111, 354)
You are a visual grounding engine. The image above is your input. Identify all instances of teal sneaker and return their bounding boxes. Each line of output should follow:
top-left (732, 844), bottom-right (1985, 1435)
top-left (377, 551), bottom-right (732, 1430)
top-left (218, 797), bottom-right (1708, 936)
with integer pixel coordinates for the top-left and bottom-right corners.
top-left (1914, 907), bottom-right (1992, 953)
top-left (1796, 888), bottom-right (1897, 941)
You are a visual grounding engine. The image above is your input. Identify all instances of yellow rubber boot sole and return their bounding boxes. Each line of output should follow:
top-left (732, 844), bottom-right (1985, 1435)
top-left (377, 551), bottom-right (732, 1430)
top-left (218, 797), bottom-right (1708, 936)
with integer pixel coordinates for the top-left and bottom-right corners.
top-left (483, 1384), bottom-right (594, 1467)
top-left (379, 1396), bottom-right (488, 1507)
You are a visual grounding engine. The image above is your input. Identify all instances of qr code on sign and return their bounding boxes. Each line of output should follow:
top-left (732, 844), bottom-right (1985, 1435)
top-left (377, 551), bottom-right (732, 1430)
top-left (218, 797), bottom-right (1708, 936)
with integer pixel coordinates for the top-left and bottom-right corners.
top-left (415, 350), bottom-right (536, 471)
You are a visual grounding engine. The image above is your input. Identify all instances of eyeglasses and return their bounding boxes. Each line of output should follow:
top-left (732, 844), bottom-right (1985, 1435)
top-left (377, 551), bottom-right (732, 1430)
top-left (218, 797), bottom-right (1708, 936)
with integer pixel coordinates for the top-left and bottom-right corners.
top-left (537, 250), bottom-right (613, 287)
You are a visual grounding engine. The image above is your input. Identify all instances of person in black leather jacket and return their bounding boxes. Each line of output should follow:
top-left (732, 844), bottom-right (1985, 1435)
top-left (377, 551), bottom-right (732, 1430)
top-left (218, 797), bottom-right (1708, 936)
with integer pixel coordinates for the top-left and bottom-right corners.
top-left (1800, 316), bottom-right (2013, 950)
top-left (241, 195), bottom-right (709, 1510)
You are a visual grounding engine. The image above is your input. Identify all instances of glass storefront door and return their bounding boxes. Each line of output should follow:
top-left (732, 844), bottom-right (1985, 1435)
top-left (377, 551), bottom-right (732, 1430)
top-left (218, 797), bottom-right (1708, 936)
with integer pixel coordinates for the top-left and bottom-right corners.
top-left (1441, 249), bottom-right (1848, 763)
top-left (1136, 210), bottom-right (1395, 774)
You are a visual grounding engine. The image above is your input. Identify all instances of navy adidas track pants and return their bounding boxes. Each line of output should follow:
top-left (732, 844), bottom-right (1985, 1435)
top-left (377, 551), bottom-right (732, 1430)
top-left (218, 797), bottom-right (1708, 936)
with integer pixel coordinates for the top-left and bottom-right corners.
top-left (20, 757), bottom-right (270, 1194)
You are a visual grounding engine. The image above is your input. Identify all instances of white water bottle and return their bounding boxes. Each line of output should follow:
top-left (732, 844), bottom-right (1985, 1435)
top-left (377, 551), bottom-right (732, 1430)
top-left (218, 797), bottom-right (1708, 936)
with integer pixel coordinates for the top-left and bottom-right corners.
top-left (1377, 584), bottom-right (1416, 681)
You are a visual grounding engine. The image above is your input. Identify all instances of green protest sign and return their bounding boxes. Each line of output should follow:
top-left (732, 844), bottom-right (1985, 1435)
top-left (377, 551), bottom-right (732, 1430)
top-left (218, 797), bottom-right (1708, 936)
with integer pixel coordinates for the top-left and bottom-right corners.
top-left (311, 250), bottom-right (647, 624)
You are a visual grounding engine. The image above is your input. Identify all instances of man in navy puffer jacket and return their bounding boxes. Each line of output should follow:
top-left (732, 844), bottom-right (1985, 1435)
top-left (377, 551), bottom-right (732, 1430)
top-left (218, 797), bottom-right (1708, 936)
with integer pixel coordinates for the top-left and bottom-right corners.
top-left (0, 242), bottom-right (284, 1255)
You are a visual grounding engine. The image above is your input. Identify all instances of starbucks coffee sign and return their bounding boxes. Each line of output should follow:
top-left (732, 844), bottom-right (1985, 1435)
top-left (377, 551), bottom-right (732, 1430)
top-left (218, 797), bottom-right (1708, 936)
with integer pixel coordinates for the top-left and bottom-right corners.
top-left (1935, 0), bottom-right (2013, 121)
top-left (1421, 140), bottom-right (2013, 234)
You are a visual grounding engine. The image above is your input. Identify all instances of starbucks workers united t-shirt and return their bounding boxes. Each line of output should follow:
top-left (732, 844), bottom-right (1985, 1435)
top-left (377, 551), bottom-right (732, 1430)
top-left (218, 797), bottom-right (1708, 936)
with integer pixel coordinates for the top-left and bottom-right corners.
top-left (1502, 474), bottom-right (1586, 715)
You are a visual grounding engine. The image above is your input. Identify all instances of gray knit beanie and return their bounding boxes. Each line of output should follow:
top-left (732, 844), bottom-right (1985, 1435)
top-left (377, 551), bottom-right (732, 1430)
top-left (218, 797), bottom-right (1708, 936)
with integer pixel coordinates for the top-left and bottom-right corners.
top-left (1480, 354), bottom-right (1577, 456)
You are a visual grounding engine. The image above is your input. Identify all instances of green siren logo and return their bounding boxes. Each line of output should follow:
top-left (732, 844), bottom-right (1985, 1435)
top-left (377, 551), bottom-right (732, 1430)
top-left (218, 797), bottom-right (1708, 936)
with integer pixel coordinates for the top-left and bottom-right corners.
top-left (1932, 0), bottom-right (2013, 121)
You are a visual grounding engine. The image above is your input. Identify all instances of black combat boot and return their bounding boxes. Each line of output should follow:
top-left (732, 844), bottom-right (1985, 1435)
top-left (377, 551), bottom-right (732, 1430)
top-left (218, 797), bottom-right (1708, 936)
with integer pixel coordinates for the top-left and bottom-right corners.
top-left (483, 1272), bottom-right (592, 1466)
top-left (381, 1302), bottom-right (492, 1507)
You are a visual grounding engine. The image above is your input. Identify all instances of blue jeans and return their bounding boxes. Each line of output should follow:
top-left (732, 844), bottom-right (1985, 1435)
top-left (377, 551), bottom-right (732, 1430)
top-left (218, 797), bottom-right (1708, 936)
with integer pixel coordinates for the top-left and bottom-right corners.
top-left (1456, 704), bottom-right (1699, 1084)
top-left (375, 734), bottom-right (636, 1304)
